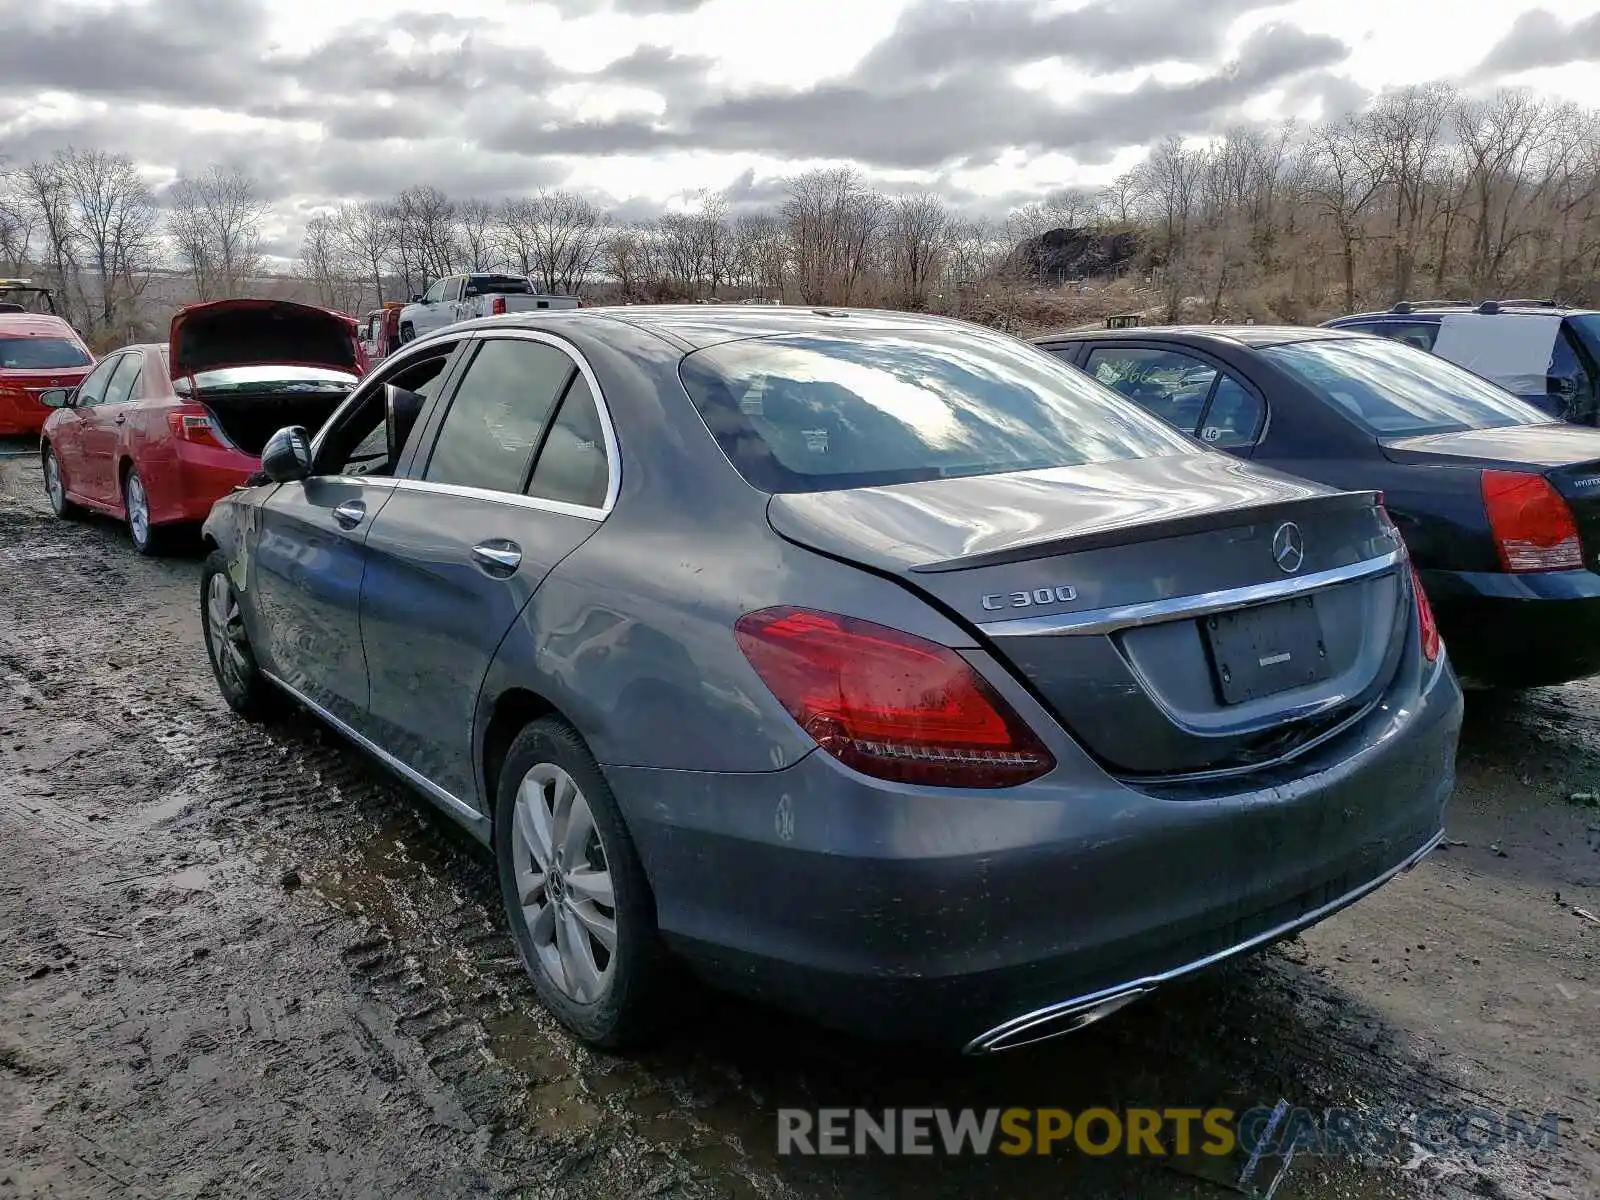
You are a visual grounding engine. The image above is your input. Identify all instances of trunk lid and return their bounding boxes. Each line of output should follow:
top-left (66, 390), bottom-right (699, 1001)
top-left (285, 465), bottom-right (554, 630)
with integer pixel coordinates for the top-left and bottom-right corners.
top-left (1383, 423), bottom-right (1600, 564)
top-left (170, 299), bottom-right (362, 380)
top-left (768, 453), bottom-right (1408, 778)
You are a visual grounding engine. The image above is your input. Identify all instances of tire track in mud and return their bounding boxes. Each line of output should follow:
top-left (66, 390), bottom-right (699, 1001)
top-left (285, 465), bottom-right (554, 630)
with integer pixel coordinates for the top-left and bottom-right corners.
top-left (2, 449), bottom-right (1593, 1200)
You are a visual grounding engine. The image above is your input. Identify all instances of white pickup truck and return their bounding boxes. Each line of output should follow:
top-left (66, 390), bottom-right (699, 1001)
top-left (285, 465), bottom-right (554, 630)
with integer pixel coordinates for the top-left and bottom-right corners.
top-left (398, 273), bottom-right (581, 342)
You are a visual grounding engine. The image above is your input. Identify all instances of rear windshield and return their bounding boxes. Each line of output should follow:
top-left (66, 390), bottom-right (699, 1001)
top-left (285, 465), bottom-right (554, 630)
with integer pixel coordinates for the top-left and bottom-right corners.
top-left (0, 336), bottom-right (92, 369)
top-left (677, 329), bottom-right (1197, 493)
top-left (465, 275), bottom-right (534, 296)
top-left (1569, 313), bottom-right (1600, 352)
top-left (1260, 337), bottom-right (1554, 437)
top-left (184, 364), bottom-right (356, 393)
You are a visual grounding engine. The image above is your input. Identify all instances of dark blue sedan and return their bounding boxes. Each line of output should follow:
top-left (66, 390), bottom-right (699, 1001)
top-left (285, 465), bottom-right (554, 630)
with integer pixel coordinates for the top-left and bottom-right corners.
top-left (1035, 324), bottom-right (1600, 689)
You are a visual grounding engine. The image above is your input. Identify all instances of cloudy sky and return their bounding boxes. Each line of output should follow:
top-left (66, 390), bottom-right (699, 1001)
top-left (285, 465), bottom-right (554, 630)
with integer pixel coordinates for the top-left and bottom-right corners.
top-left (3, 0), bottom-right (1599, 259)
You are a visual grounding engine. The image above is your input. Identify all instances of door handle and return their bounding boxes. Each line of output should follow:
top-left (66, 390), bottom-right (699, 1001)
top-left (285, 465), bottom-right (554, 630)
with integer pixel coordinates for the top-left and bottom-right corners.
top-left (115, 413), bottom-right (126, 424)
top-left (471, 540), bottom-right (522, 575)
top-left (333, 500), bottom-right (366, 529)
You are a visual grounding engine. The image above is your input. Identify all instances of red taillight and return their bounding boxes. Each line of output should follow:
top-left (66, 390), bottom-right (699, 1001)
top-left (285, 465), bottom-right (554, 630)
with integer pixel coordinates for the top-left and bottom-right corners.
top-left (491, 295), bottom-right (507, 316)
top-left (1410, 565), bottom-right (1441, 662)
top-left (734, 607), bottom-right (1055, 788)
top-left (167, 407), bottom-right (225, 448)
top-left (1481, 469), bottom-right (1581, 572)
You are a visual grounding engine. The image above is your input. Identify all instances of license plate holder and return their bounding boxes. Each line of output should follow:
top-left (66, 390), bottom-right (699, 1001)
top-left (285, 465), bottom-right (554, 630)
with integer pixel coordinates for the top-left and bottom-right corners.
top-left (1203, 596), bottom-right (1330, 705)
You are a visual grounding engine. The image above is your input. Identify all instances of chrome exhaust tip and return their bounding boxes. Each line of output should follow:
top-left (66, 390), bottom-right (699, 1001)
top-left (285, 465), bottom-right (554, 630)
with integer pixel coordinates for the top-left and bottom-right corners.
top-left (965, 986), bottom-right (1151, 1054)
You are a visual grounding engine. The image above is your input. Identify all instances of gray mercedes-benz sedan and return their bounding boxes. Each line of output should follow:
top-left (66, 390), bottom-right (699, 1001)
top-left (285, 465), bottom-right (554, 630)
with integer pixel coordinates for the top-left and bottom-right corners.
top-left (198, 306), bottom-right (1463, 1053)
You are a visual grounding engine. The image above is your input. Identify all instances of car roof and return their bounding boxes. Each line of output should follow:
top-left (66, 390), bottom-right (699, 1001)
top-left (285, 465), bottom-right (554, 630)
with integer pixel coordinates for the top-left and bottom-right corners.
top-left (0, 312), bottom-right (81, 339)
top-left (1332, 303), bottom-right (1596, 320)
top-left (1031, 324), bottom-right (1362, 349)
top-left (446, 304), bottom-right (987, 351)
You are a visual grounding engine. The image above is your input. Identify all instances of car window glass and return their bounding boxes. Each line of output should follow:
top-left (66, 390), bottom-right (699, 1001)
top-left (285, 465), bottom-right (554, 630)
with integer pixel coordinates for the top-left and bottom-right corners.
top-left (1361, 321), bottom-right (1439, 352)
top-left (1261, 338), bottom-right (1553, 436)
top-left (1551, 329), bottom-right (1592, 389)
top-left (423, 280), bottom-right (446, 304)
top-left (73, 355), bottom-right (122, 407)
top-left (1198, 375), bottom-right (1264, 448)
top-left (678, 330), bottom-right (1196, 494)
top-left (527, 374), bottom-right (609, 509)
top-left (0, 335), bottom-right (93, 369)
top-left (324, 351), bottom-right (455, 475)
top-left (101, 353), bottom-right (144, 407)
top-left (1084, 346), bottom-right (1217, 435)
top-left (1432, 314), bottom-right (1558, 395)
top-left (424, 340), bottom-right (574, 493)
top-left (445, 278), bottom-right (464, 302)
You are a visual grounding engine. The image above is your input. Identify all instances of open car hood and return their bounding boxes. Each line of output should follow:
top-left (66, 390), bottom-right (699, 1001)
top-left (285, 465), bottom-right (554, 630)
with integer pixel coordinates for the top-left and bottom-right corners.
top-left (169, 299), bottom-right (361, 379)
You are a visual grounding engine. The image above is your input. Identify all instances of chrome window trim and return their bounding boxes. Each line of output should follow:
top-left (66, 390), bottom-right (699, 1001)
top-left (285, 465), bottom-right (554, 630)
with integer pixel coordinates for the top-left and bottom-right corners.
top-left (978, 547), bottom-right (1404, 638)
top-left (387, 476), bottom-right (604, 521)
top-left (262, 670), bottom-right (490, 842)
top-left (445, 326), bottom-right (622, 516)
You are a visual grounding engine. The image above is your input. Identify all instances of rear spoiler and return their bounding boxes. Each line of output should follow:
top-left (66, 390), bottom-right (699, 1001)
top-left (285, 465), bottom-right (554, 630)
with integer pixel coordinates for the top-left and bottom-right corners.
top-left (911, 490), bottom-right (1381, 573)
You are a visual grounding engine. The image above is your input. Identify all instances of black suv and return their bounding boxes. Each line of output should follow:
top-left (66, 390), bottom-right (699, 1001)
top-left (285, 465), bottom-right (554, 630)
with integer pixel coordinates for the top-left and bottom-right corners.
top-left (1322, 300), bottom-right (1600, 425)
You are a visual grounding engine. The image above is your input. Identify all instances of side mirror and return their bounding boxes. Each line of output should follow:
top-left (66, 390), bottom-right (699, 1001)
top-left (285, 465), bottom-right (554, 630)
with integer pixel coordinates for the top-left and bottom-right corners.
top-left (38, 387), bottom-right (73, 409)
top-left (411, 294), bottom-right (423, 303)
top-left (1551, 375), bottom-right (1579, 398)
top-left (260, 426), bottom-right (312, 483)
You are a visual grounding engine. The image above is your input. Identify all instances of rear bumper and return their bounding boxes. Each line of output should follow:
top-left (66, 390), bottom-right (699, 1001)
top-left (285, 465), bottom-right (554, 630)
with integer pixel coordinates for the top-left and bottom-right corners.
top-left (1423, 566), bottom-right (1600, 686)
top-left (152, 442), bottom-right (259, 525)
top-left (0, 389), bottom-right (48, 435)
top-left (605, 653), bottom-right (1462, 1049)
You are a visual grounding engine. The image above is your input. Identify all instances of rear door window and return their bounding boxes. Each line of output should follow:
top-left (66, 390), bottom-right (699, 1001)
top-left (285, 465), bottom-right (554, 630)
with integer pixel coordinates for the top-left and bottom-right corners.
top-left (526, 374), bottom-right (610, 509)
top-left (1356, 320), bottom-right (1440, 352)
top-left (101, 353), bottom-right (144, 407)
top-left (1197, 375), bottom-right (1265, 448)
top-left (422, 338), bottom-right (576, 494)
top-left (1083, 346), bottom-right (1217, 435)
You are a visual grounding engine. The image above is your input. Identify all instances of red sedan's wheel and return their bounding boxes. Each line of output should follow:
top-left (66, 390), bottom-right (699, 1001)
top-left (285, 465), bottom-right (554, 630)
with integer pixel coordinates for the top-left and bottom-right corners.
top-left (123, 466), bottom-right (165, 556)
top-left (41, 444), bottom-right (80, 519)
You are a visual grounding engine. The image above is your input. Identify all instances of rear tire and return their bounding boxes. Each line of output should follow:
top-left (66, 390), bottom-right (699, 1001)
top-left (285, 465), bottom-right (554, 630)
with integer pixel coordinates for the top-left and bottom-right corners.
top-left (200, 550), bottom-right (277, 720)
top-left (399, 322), bottom-right (415, 343)
top-left (494, 718), bottom-right (670, 1050)
top-left (41, 443), bottom-right (80, 519)
top-left (123, 465), bottom-right (166, 556)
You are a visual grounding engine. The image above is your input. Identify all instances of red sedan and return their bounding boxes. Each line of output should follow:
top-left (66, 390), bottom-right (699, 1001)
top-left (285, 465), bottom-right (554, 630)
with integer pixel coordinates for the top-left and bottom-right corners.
top-left (0, 312), bottom-right (96, 435)
top-left (39, 299), bottom-right (365, 555)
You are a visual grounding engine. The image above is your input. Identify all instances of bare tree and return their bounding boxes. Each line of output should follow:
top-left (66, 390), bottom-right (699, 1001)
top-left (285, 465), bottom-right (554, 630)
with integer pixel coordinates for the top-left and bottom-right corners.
top-left (886, 192), bottom-right (952, 308)
top-left (335, 200), bottom-right (398, 306)
top-left (503, 190), bottom-right (606, 295)
top-left (1308, 115), bottom-right (1385, 311)
top-left (456, 197), bottom-right (501, 272)
top-left (393, 185), bottom-right (460, 288)
top-left (166, 165), bottom-right (270, 300)
top-left (58, 148), bottom-right (159, 335)
top-left (10, 158), bottom-right (84, 325)
top-left (297, 212), bottom-right (366, 313)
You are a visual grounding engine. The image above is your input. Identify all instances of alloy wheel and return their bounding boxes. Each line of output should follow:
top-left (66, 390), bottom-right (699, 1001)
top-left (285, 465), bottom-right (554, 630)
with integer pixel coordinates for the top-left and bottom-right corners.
top-left (206, 572), bottom-right (250, 694)
top-left (126, 472), bottom-right (150, 547)
top-left (43, 451), bottom-right (64, 512)
top-left (511, 762), bottom-right (618, 1003)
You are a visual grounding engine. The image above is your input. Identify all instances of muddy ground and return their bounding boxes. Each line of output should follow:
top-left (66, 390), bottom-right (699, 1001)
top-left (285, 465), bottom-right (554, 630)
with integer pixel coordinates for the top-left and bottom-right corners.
top-left (0, 438), bottom-right (1595, 1200)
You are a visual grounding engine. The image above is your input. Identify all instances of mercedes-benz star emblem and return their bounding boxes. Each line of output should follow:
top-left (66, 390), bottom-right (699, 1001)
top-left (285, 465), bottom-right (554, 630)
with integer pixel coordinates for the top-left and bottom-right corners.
top-left (1272, 521), bottom-right (1305, 574)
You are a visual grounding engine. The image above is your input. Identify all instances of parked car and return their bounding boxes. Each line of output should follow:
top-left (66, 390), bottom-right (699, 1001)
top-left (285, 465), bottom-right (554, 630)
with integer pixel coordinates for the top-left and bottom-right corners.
top-left (1034, 324), bottom-right (1600, 688)
top-left (360, 303), bottom-right (405, 364)
top-left (0, 277), bottom-right (62, 317)
top-left (38, 299), bottom-right (365, 554)
top-left (1322, 300), bottom-right (1600, 425)
top-left (399, 273), bottom-right (580, 342)
top-left (0, 310), bottom-right (96, 436)
top-left (198, 306), bottom-right (1460, 1052)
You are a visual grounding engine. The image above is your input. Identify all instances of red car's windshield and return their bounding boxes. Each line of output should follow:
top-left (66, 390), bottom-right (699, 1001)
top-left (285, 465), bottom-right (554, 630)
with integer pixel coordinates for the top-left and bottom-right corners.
top-left (0, 336), bottom-right (92, 370)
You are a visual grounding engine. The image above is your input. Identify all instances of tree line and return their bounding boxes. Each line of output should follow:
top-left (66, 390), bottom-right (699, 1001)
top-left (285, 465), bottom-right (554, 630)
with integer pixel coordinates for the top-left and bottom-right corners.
top-left (2, 84), bottom-right (1597, 348)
